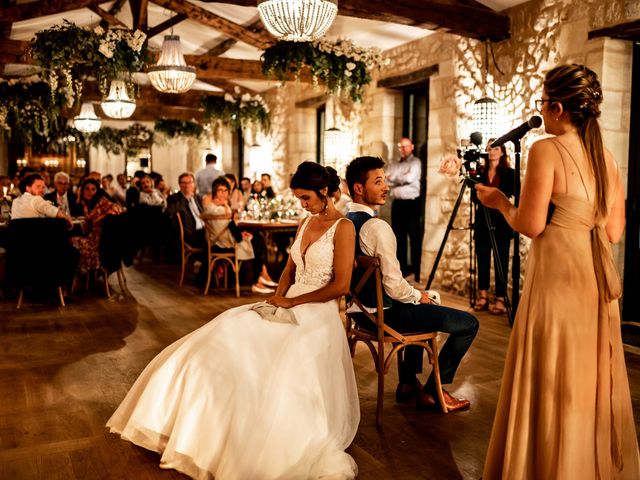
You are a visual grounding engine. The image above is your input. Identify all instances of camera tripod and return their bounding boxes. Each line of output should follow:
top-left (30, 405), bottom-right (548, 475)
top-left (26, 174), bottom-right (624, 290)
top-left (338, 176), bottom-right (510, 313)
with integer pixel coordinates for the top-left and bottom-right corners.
top-left (425, 177), bottom-right (514, 325)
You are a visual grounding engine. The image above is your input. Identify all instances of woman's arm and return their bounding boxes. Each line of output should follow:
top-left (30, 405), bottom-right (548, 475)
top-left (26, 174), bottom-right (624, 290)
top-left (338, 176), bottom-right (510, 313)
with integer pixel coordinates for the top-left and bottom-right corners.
top-left (476, 140), bottom-right (555, 238)
top-left (268, 220), bottom-right (355, 308)
top-left (605, 153), bottom-right (625, 243)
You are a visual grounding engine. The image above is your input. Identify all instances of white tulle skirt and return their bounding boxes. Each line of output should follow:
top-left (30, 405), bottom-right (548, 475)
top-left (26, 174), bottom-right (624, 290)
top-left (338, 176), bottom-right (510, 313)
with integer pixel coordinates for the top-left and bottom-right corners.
top-left (107, 283), bottom-right (360, 480)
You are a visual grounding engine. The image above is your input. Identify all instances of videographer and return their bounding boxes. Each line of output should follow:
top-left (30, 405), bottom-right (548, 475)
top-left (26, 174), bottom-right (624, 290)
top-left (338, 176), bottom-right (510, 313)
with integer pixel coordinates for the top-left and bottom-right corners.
top-left (472, 139), bottom-right (517, 314)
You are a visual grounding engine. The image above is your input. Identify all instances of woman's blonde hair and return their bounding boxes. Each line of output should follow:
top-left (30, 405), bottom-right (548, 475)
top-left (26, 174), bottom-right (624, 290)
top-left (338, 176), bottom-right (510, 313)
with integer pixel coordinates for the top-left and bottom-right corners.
top-left (544, 64), bottom-right (606, 218)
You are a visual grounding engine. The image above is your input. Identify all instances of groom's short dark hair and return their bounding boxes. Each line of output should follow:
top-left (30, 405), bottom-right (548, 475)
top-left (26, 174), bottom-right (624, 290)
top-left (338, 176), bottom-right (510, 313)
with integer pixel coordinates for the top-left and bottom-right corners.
top-left (345, 156), bottom-right (385, 197)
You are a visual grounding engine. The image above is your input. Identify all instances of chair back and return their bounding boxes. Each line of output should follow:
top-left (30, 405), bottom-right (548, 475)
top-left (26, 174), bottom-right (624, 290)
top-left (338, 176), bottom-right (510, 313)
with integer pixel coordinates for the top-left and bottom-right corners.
top-left (5, 217), bottom-right (69, 289)
top-left (349, 255), bottom-right (385, 341)
top-left (177, 211), bottom-right (187, 250)
top-left (99, 213), bottom-right (136, 273)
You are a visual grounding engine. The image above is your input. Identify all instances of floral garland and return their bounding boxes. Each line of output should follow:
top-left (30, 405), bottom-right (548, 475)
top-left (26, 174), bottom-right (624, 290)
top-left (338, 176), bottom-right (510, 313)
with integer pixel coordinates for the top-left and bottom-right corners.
top-left (201, 87), bottom-right (270, 133)
top-left (90, 123), bottom-right (154, 155)
top-left (0, 77), bottom-right (66, 149)
top-left (154, 119), bottom-right (204, 140)
top-left (261, 38), bottom-right (389, 102)
top-left (30, 20), bottom-right (147, 101)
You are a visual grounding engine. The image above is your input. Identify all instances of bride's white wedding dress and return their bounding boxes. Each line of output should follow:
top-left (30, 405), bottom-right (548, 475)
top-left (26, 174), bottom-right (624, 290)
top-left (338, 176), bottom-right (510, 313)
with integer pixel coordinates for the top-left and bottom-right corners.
top-left (107, 216), bottom-right (360, 480)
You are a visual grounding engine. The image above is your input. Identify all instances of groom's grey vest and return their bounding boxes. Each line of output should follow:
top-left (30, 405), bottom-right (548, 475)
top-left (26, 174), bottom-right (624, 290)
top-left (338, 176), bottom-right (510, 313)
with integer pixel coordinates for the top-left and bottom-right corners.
top-left (346, 211), bottom-right (393, 310)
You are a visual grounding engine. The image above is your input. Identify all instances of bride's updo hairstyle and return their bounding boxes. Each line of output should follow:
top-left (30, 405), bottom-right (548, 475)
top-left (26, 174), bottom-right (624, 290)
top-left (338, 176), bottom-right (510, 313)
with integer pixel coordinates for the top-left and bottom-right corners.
top-left (544, 64), bottom-right (607, 218)
top-left (290, 161), bottom-right (341, 201)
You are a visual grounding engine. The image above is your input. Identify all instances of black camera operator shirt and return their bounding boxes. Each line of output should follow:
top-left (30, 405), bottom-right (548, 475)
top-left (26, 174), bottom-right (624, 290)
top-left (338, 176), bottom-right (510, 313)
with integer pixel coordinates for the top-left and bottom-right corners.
top-left (472, 166), bottom-right (517, 240)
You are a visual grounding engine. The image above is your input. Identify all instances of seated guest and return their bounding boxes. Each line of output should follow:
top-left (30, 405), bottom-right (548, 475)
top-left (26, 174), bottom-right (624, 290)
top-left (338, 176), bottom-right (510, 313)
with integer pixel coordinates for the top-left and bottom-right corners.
top-left (72, 179), bottom-right (123, 272)
top-left (11, 173), bottom-right (78, 291)
top-left (240, 176), bottom-right (252, 207)
top-left (12, 174), bottom-right (72, 227)
top-left (201, 177), bottom-right (277, 294)
top-left (166, 172), bottom-right (206, 248)
top-left (224, 173), bottom-right (244, 213)
top-left (251, 180), bottom-right (264, 198)
top-left (261, 172), bottom-right (276, 199)
top-left (125, 171), bottom-right (145, 210)
top-left (113, 173), bottom-right (128, 205)
top-left (345, 156), bottom-right (479, 411)
top-left (101, 174), bottom-right (116, 199)
top-left (44, 171), bottom-right (81, 217)
top-left (138, 175), bottom-right (167, 209)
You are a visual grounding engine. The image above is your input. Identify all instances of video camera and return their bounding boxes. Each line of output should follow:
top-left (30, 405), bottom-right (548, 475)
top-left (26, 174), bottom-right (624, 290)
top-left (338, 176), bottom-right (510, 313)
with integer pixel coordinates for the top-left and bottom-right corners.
top-left (457, 131), bottom-right (488, 183)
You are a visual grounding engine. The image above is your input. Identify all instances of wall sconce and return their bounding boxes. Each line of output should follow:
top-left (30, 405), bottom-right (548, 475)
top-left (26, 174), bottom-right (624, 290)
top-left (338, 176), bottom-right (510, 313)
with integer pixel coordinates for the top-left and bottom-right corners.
top-left (16, 158), bottom-right (27, 168)
top-left (76, 158), bottom-right (87, 169)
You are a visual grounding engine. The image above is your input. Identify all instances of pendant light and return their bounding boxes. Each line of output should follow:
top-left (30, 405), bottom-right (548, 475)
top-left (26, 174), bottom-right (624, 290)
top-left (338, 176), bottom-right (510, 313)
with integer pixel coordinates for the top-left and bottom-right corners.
top-left (257, 0), bottom-right (338, 42)
top-left (147, 35), bottom-right (196, 94)
top-left (101, 79), bottom-right (136, 119)
top-left (73, 102), bottom-right (102, 133)
top-left (472, 41), bottom-right (501, 142)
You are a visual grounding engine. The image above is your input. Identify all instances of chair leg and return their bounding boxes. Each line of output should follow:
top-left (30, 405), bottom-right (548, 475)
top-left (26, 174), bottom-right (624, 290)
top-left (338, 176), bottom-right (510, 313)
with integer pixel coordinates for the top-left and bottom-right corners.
top-left (103, 268), bottom-right (111, 298)
top-left (58, 287), bottom-right (66, 307)
top-left (179, 253), bottom-right (187, 287)
top-left (234, 260), bottom-right (240, 298)
top-left (16, 289), bottom-right (23, 309)
top-left (376, 341), bottom-right (385, 427)
top-left (116, 268), bottom-right (127, 294)
top-left (429, 338), bottom-right (448, 414)
top-left (203, 256), bottom-right (213, 296)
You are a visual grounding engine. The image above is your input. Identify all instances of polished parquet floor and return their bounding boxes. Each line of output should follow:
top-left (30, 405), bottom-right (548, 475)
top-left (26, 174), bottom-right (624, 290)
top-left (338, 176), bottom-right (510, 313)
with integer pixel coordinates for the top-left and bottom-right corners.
top-left (0, 264), bottom-right (638, 480)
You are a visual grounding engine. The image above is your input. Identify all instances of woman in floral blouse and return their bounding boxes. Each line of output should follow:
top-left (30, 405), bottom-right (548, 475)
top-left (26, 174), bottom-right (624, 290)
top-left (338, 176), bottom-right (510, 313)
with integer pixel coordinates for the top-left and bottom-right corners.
top-left (72, 179), bottom-right (123, 271)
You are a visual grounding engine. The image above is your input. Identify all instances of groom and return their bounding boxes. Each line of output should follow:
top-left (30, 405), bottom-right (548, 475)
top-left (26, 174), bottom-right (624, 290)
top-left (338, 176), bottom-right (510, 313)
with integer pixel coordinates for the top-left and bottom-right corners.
top-left (345, 156), bottom-right (479, 411)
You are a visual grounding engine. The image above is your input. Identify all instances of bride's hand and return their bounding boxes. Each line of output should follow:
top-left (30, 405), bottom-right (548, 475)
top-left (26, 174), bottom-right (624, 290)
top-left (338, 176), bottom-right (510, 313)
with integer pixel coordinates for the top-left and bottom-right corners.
top-left (265, 295), bottom-right (294, 309)
top-left (475, 184), bottom-right (508, 210)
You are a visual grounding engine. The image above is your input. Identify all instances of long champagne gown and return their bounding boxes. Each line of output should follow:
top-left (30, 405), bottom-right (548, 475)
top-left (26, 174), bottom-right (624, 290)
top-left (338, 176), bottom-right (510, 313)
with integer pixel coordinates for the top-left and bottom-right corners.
top-left (107, 217), bottom-right (360, 480)
top-left (483, 145), bottom-right (640, 479)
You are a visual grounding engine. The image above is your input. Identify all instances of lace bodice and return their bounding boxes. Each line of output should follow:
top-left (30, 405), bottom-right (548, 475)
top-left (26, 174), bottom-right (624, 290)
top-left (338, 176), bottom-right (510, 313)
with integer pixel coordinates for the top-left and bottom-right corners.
top-left (290, 216), bottom-right (343, 288)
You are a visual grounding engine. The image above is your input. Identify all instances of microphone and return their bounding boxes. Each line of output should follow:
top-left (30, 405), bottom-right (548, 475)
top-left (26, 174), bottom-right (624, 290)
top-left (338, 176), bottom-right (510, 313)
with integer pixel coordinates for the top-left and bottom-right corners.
top-left (491, 116), bottom-right (542, 148)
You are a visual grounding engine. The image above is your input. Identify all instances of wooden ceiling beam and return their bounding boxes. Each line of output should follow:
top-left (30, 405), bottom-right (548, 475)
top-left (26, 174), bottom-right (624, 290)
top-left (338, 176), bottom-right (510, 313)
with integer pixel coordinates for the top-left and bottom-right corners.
top-left (147, 13), bottom-right (188, 39)
top-left (207, 18), bottom-right (263, 56)
top-left (219, 0), bottom-right (510, 41)
top-left (89, 5), bottom-right (129, 29)
top-left (149, 0), bottom-right (272, 49)
top-left (0, 0), bottom-right (100, 22)
top-left (80, 81), bottom-right (214, 108)
top-left (129, 0), bottom-right (149, 32)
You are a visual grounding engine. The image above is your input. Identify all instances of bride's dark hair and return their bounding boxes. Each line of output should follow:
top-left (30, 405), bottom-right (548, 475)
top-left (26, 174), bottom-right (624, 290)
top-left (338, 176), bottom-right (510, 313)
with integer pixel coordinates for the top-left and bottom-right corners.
top-left (290, 161), bottom-right (341, 198)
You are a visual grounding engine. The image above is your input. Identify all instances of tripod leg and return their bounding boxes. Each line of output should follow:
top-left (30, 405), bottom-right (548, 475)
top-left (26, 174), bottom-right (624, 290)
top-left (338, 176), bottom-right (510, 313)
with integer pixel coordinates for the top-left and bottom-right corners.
top-left (426, 180), bottom-right (468, 290)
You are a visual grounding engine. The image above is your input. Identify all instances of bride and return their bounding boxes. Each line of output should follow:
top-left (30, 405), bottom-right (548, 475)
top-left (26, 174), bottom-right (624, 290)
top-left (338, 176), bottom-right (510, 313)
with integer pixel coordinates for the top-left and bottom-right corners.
top-left (107, 161), bottom-right (360, 480)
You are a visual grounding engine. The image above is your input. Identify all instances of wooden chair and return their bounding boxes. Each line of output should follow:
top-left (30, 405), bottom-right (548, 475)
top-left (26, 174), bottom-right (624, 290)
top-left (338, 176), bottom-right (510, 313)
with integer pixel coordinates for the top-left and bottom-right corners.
top-left (177, 212), bottom-right (205, 287)
top-left (203, 223), bottom-right (241, 297)
top-left (346, 255), bottom-right (448, 426)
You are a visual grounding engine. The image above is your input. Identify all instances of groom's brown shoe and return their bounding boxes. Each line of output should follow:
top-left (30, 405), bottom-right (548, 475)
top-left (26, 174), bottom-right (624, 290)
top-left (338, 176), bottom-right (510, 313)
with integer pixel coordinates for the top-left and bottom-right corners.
top-left (416, 389), bottom-right (470, 411)
top-left (395, 379), bottom-right (423, 403)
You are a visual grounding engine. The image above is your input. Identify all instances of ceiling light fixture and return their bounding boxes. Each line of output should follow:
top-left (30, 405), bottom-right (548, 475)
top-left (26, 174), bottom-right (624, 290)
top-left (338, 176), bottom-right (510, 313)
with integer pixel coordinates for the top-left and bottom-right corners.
top-left (148, 35), bottom-right (196, 94)
top-left (257, 0), bottom-right (338, 42)
top-left (73, 102), bottom-right (102, 133)
top-left (101, 79), bottom-right (136, 119)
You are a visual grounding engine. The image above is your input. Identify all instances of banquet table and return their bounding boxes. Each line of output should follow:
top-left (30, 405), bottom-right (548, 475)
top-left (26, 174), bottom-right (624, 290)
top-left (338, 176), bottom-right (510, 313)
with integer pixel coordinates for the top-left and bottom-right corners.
top-left (237, 219), bottom-right (300, 267)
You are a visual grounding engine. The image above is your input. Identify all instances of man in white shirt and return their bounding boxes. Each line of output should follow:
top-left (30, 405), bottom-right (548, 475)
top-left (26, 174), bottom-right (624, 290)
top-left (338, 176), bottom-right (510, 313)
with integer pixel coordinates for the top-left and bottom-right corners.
top-left (386, 137), bottom-right (423, 278)
top-left (195, 154), bottom-right (225, 199)
top-left (345, 156), bottom-right (478, 412)
top-left (12, 174), bottom-right (72, 227)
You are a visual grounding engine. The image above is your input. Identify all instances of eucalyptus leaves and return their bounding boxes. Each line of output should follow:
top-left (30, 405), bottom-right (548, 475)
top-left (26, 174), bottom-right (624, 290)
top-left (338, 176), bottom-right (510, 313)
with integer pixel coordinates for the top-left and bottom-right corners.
top-left (29, 20), bottom-right (148, 102)
top-left (202, 88), bottom-right (270, 133)
top-left (91, 124), bottom-right (154, 155)
top-left (154, 119), bottom-right (204, 140)
top-left (262, 38), bottom-right (389, 102)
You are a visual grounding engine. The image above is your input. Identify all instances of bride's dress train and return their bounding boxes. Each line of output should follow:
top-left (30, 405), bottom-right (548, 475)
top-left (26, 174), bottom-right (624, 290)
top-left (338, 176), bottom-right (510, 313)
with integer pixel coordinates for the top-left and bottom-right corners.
top-left (107, 217), bottom-right (360, 479)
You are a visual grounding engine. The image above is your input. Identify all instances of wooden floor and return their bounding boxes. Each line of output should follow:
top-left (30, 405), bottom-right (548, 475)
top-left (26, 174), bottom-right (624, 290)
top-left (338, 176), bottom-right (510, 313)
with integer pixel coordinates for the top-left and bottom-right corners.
top-left (0, 264), bottom-right (638, 480)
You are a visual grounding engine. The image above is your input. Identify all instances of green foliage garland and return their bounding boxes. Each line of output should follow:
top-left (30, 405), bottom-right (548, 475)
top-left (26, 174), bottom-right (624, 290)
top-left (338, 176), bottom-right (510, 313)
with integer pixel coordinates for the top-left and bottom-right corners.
top-left (261, 38), bottom-right (388, 103)
top-left (201, 89), bottom-right (270, 133)
top-left (89, 123), bottom-right (154, 156)
top-left (154, 119), bottom-right (204, 140)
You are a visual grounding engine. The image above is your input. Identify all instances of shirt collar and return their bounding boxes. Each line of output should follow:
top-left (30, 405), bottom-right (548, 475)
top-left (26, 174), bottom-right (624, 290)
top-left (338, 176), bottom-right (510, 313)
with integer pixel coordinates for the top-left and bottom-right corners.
top-left (348, 202), bottom-right (376, 216)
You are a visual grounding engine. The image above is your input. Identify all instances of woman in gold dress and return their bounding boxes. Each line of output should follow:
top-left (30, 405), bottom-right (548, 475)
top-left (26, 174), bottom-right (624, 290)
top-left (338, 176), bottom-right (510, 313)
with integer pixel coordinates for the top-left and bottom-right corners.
top-left (477, 64), bottom-right (639, 479)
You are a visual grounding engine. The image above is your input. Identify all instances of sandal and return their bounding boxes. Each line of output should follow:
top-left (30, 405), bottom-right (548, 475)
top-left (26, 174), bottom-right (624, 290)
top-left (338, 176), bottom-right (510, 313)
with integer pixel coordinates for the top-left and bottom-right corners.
top-left (473, 296), bottom-right (488, 311)
top-left (489, 297), bottom-right (507, 315)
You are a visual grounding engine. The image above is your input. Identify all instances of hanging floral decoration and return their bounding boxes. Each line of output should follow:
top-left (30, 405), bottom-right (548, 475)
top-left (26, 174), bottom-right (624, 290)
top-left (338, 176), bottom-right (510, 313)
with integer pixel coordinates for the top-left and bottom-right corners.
top-left (201, 87), bottom-right (270, 133)
top-left (261, 38), bottom-right (389, 102)
top-left (154, 119), bottom-right (204, 140)
top-left (89, 123), bottom-right (154, 155)
top-left (0, 77), bottom-right (66, 149)
top-left (29, 20), bottom-right (148, 102)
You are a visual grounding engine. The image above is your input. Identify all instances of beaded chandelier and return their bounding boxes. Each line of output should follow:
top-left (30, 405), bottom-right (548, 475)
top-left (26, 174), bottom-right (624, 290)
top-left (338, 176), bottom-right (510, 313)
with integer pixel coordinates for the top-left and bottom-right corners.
top-left (147, 35), bottom-right (196, 94)
top-left (73, 102), bottom-right (101, 133)
top-left (257, 0), bottom-right (338, 42)
top-left (101, 79), bottom-right (136, 119)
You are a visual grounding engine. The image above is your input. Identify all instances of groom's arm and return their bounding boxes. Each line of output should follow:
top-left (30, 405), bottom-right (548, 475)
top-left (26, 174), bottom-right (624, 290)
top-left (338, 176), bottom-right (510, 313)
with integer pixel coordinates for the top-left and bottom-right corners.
top-left (359, 219), bottom-right (421, 304)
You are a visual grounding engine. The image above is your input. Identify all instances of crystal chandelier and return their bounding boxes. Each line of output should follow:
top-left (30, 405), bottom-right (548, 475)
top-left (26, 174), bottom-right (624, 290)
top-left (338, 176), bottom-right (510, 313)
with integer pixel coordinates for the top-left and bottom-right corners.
top-left (148, 35), bottom-right (196, 94)
top-left (101, 79), bottom-right (136, 119)
top-left (73, 102), bottom-right (102, 133)
top-left (257, 0), bottom-right (338, 42)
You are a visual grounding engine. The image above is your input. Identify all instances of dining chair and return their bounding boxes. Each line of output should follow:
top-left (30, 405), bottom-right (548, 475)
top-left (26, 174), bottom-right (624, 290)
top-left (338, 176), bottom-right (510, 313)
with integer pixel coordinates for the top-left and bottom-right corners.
top-left (203, 223), bottom-right (241, 297)
top-left (177, 212), bottom-right (205, 287)
top-left (346, 255), bottom-right (448, 426)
